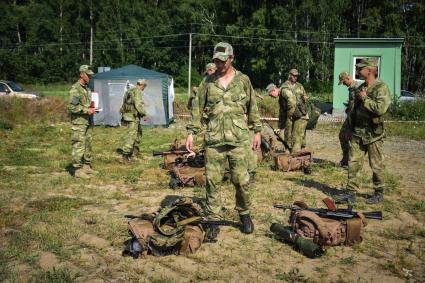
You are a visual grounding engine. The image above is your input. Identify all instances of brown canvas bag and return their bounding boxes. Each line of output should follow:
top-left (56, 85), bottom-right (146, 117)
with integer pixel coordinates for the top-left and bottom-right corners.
top-left (273, 150), bottom-right (312, 172)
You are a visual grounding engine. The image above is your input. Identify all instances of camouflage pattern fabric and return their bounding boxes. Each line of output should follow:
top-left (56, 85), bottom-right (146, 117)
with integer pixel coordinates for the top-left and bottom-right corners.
top-left (339, 81), bottom-right (360, 162)
top-left (292, 118), bottom-right (308, 153)
top-left (205, 145), bottom-right (251, 219)
top-left (347, 79), bottom-right (391, 192)
top-left (120, 87), bottom-right (145, 122)
top-left (187, 69), bottom-right (261, 219)
top-left (120, 87), bottom-right (145, 155)
top-left (121, 119), bottom-right (142, 155)
top-left (68, 81), bottom-right (93, 168)
top-left (246, 130), bottom-right (258, 177)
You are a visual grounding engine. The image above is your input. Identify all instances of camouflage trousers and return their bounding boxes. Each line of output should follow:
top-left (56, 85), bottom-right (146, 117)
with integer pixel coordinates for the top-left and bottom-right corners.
top-left (121, 119), bottom-right (142, 155)
top-left (339, 119), bottom-right (350, 163)
top-left (205, 145), bottom-right (251, 219)
top-left (71, 123), bottom-right (93, 168)
top-left (347, 137), bottom-right (385, 192)
top-left (247, 131), bottom-right (258, 175)
top-left (283, 116), bottom-right (293, 150)
top-left (291, 118), bottom-right (308, 153)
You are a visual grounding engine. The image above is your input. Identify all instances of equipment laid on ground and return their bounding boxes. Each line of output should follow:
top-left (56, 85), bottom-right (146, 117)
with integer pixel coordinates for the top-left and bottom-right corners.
top-left (169, 155), bottom-right (206, 189)
top-left (273, 150), bottom-right (313, 174)
top-left (270, 198), bottom-right (382, 258)
top-left (123, 197), bottom-right (239, 258)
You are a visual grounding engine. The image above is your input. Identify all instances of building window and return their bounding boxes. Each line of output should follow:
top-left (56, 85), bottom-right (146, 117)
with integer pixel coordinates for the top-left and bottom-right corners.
top-left (353, 56), bottom-right (381, 80)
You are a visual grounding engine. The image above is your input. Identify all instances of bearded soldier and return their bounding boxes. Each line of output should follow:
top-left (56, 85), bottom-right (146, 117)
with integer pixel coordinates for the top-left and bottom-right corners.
top-left (68, 65), bottom-right (95, 179)
top-left (186, 42), bottom-right (262, 239)
top-left (335, 58), bottom-right (391, 204)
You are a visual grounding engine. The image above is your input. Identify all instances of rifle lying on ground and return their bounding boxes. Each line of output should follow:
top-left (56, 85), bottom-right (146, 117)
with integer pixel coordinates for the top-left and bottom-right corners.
top-left (152, 150), bottom-right (190, 156)
top-left (125, 214), bottom-right (239, 228)
top-left (273, 202), bottom-right (383, 220)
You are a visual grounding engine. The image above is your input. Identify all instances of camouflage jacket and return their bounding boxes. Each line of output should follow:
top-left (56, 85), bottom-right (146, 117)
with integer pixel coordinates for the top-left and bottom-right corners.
top-left (120, 87), bottom-right (145, 122)
top-left (349, 79), bottom-right (391, 144)
top-left (345, 80), bottom-right (360, 114)
top-left (280, 81), bottom-right (308, 120)
top-left (68, 81), bottom-right (92, 125)
top-left (187, 69), bottom-right (262, 147)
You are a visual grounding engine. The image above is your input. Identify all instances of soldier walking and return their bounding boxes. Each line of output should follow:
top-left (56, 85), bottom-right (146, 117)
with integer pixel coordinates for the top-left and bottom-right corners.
top-left (119, 79), bottom-right (147, 162)
top-left (335, 58), bottom-right (391, 204)
top-left (186, 42), bottom-right (262, 239)
top-left (68, 65), bottom-right (95, 179)
top-left (338, 71), bottom-right (360, 168)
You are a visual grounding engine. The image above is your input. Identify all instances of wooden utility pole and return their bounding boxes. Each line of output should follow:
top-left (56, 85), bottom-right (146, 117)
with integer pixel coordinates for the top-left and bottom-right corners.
top-left (187, 33), bottom-right (192, 98)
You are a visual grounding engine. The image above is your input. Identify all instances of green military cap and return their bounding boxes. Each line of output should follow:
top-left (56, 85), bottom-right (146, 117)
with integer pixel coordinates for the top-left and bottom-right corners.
top-left (355, 58), bottom-right (378, 69)
top-left (289, 69), bottom-right (299, 76)
top-left (213, 42), bottom-right (233, 61)
top-left (338, 71), bottom-right (350, 85)
top-left (204, 63), bottom-right (217, 74)
top-left (137, 78), bottom-right (147, 85)
top-left (79, 65), bottom-right (94, 75)
top-left (266, 83), bottom-right (277, 93)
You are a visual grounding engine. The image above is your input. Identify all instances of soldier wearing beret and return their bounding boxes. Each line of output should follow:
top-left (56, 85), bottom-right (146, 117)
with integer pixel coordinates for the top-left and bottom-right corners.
top-left (68, 65), bottom-right (95, 178)
top-left (335, 58), bottom-right (391, 204)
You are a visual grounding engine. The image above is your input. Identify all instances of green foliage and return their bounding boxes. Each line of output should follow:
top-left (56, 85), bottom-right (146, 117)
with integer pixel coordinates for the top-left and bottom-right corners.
top-left (0, 1), bottom-right (423, 92)
top-left (388, 98), bottom-right (425, 121)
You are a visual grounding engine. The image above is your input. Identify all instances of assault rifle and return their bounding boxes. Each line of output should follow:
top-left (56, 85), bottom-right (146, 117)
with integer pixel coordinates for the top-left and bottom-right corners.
top-left (152, 150), bottom-right (190, 156)
top-left (125, 214), bottom-right (239, 228)
top-left (263, 119), bottom-right (290, 150)
top-left (273, 204), bottom-right (383, 220)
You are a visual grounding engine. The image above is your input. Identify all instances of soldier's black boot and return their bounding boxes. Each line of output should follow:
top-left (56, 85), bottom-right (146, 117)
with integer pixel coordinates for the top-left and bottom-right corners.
top-left (339, 156), bottom-right (348, 168)
top-left (120, 153), bottom-right (131, 163)
top-left (333, 190), bottom-right (356, 204)
top-left (240, 214), bottom-right (254, 234)
top-left (365, 190), bottom-right (384, 204)
top-left (203, 225), bottom-right (220, 243)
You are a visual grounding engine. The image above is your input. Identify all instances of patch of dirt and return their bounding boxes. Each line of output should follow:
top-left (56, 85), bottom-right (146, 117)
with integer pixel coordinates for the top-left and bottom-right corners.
top-left (38, 252), bottom-right (60, 271)
top-left (79, 234), bottom-right (110, 249)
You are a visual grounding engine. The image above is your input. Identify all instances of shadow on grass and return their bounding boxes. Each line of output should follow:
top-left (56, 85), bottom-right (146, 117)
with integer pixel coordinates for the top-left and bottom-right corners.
top-left (286, 177), bottom-right (342, 196)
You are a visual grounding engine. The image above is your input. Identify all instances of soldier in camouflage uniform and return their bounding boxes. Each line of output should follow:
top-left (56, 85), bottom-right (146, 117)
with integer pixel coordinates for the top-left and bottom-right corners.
top-left (338, 71), bottom-right (360, 168)
top-left (187, 63), bottom-right (216, 110)
top-left (186, 42), bottom-right (262, 237)
top-left (280, 69), bottom-right (309, 153)
top-left (68, 65), bottom-right (95, 179)
top-left (118, 79), bottom-right (147, 162)
top-left (335, 58), bottom-right (391, 204)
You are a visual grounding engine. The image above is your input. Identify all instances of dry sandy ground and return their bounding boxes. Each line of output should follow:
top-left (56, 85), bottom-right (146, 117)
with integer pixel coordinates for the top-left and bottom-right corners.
top-left (3, 123), bottom-right (424, 283)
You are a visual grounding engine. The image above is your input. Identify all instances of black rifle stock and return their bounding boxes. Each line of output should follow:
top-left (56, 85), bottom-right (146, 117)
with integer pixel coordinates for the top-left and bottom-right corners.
top-left (152, 150), bottom-right (190, 156)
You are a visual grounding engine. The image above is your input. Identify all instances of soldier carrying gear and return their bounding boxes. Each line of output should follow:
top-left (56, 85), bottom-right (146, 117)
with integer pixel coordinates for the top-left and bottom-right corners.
top-left (334, 58), bottom-right (391, 204)
top-left (118, 78), bottom-right (147, 162)
top-left (279, 69), bottom-right (309, 153)
top-left (68, 64), bottom-right (96, 179)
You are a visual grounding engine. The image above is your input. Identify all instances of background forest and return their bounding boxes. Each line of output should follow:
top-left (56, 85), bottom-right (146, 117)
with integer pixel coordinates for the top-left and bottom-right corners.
top-left (1, 0), bottom-right (424, 92)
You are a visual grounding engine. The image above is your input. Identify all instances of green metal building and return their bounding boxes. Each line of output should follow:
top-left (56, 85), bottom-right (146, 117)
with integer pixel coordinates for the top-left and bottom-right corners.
top-left (332, 38), bottom-right (404, 115)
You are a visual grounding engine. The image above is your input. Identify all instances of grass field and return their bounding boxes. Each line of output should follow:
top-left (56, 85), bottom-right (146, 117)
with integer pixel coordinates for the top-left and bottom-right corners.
top-left (0, 96), bottom-right (424, 282)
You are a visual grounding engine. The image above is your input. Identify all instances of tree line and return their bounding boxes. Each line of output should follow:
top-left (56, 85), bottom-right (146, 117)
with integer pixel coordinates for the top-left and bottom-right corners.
top-left (1, 0), bottom-right (424, 92)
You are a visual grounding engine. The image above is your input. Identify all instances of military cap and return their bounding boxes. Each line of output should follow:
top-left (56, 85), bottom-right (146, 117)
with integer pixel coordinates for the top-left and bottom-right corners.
top-left (213, 42), bottom-right (233, 61)
top-left (79, 65), bottom-right (94, 75)
top-left (137, 78), bottom-right (147, 85)
top-left (338, 71), bottom-right (350, 85)
top-left (355, 58), bottom-right (378, 69)
top-left (204, 63), bottom-right (217, 74)
top-left (266, 83), bottom-right (277, 93)
top-left (289, 69), bottom-right (299, 76)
